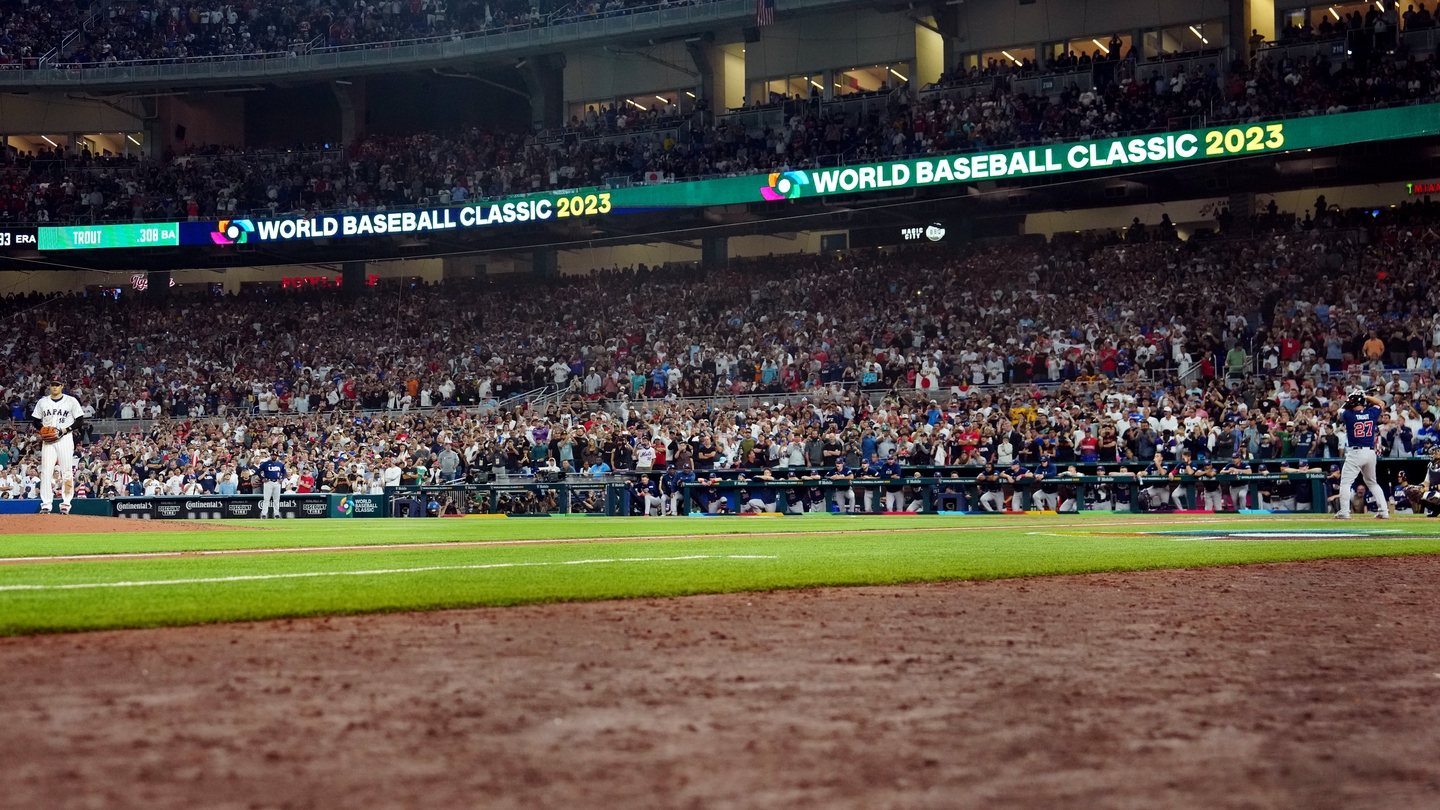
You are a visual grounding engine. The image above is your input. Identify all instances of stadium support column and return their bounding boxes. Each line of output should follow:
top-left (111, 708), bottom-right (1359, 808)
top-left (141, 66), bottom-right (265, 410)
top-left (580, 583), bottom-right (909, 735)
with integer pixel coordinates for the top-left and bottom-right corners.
top-left (929, 0), bottom-right (959, 77)
top-left (146, 270), bottom-right (171, 300)
top-left (520, 55), bottom-right (566, 131)
top-left (702, 236), bottom-right (727, 270)
top-left (341, 261), bottom-right (367, 297)
top-left (533, 248), bottom-right (559, 279)
top-left (685, 34), bottom-right (716, 117)
top-left (1227, 192), bottom-right (1255, 232)
top-left (138, 96), bottom-right (162, 160)
top-left (1230, 0), bottom-right (1248, 61)
top-left (332, 78), bottom-right (367, 147)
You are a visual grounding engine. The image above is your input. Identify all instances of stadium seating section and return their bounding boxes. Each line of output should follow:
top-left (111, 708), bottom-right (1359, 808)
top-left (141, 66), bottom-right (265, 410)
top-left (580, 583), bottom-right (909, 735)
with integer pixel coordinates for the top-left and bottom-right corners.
top-left (3, 51), bottom-right (1440, 225)
top-left (3, 199), bottom-right (1440, 500)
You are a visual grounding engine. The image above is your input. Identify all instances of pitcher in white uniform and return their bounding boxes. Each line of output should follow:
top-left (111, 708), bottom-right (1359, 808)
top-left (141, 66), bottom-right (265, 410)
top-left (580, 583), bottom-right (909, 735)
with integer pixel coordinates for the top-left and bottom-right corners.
top-left (32, 378), bottom-right (87, 515)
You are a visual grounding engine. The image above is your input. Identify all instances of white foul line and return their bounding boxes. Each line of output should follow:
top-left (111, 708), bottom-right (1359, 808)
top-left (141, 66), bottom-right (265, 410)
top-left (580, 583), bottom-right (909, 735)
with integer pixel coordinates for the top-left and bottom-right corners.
top-left (0, 554), bottom-right (778, 593)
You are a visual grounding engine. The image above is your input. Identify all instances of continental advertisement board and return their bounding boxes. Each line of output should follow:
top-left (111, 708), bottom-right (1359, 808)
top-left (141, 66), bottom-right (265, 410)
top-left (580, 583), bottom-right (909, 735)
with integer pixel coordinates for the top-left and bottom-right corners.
top-left (28, 104), bottom-right (1440, 252)
top-left (112, 495), bottom-right (336, 519)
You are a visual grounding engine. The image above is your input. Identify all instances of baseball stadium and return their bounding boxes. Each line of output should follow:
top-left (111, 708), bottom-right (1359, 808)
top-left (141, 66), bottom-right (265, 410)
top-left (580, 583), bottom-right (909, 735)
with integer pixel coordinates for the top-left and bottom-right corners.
top-left (3, 0), bottom-right (1440, 805)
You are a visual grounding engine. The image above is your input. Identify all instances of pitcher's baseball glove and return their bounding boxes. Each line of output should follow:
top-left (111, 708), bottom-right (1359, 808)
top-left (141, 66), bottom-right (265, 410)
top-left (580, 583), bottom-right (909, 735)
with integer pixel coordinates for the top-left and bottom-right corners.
top-left (39, 426), bottom-right (60, 443)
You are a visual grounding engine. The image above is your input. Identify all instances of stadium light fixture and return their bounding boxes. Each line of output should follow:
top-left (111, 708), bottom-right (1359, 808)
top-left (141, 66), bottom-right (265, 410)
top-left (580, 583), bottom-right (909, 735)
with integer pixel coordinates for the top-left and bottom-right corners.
top-left (889, 67), bottom-right (908, 80)
top-left (655, 95), bottom-right (669, 102)
top-left (627, 99), bottom-right (645, 109)
top-left (810, 80), bottom-right (823, 89)
top-left (1189, 25), bottom-right (1209, 44)
top-left (126, 135), bottom-right (141, 145)
top-left (1330, 6), bottom-right (1340, 19)
top-left (684, 91), bottom-right (696, 97)
top-left (41, 135), bottom-right (57, 146)
top-left (1092, 38), bottom-right (1109, 54)
top-left (1000, 51), bottom-right (1020, 64)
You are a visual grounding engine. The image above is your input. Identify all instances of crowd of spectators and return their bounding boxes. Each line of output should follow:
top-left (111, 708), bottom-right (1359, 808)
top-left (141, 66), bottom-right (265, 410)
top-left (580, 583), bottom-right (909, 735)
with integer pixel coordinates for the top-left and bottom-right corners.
top-left (0, 0), bottom-right (89, 67)
top-left (69, 0), bottom-right (509, 63)
top-left (1276, 2), bottom-right (1406, 46)
top-left (4, 197), bottom-right (1440, 506)
top-left (0, 0), bottom-right (711, 67)
top-left (932, 36), bottom-right (1439, 119)
top-left (933, 34), bottom-right (1138, 87)
top-left (3, 48), bottom-right (1440, 225)
top-left (559, 96), bottom-right (701, 139)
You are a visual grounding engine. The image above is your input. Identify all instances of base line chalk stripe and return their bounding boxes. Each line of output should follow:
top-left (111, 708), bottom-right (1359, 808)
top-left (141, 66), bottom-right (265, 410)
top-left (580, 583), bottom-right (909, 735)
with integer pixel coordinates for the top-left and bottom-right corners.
top-left (0, 554), bottom-right (778, 592)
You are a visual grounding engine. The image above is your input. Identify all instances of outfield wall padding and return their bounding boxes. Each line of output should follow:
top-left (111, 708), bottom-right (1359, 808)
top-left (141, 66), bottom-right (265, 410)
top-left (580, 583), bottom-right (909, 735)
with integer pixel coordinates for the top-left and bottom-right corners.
top-left (111, 495), bottom-right (330, 520)
top-left (0, 499), bottom-right (111, 516)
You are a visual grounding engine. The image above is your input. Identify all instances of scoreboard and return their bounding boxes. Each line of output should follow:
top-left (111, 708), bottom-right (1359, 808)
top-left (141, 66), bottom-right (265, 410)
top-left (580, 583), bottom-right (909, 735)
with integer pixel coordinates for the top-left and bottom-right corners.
top-left (0, 227), bottom-right (37, 250)
top-left (37, 223), bottom-right (179, 251)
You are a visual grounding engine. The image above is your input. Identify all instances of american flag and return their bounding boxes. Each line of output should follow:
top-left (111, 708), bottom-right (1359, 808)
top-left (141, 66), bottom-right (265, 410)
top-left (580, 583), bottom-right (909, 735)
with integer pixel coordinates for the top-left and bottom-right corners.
top-left (755, 0), bottom-right (774, 26)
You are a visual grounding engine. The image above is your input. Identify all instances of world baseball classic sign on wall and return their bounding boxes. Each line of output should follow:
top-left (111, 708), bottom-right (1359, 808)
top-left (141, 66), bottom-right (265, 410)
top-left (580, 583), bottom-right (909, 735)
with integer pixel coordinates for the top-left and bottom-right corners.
top-left (327, 494), bottom-right (384, 518)
top-left (37, 104), bottom-right (1440, 252)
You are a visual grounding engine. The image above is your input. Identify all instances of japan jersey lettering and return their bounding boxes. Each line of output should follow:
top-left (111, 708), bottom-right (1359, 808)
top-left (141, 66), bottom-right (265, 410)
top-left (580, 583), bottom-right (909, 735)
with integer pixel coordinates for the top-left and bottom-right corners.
top-left (32, 394), bottom-right (83, 430)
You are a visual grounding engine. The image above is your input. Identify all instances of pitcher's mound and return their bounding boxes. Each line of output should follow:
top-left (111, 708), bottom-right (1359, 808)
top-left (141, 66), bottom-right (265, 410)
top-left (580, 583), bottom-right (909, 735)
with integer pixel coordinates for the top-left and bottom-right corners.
top-left (0, 514), bottom-right (238, 535)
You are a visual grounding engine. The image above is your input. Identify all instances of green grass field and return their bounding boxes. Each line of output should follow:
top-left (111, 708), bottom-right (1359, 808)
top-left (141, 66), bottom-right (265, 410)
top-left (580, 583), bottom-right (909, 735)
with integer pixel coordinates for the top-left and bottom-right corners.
top-left (2, 514), bottom-right (1439, 636)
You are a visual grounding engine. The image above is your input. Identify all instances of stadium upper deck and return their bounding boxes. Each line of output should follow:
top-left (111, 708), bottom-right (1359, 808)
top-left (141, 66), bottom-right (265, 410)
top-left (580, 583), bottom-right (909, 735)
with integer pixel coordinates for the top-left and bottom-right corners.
top-left (1, 0), bottom-right (1439, 271)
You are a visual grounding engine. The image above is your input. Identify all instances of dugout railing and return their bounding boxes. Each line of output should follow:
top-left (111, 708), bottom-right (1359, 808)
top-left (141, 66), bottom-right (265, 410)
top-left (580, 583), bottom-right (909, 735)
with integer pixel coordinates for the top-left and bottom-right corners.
top-left (26, 459), bottom-right (1421, 518)
top-left (383, 469), bottom-right (1333, 516)
top-left (678, 473), bottom-right (1331, 515)
top-left (385, 482), bottom-right (628, 516)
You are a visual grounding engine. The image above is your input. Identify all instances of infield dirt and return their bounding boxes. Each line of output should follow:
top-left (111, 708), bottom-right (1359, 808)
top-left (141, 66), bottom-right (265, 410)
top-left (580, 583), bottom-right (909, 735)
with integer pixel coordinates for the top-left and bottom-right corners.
top-left (1, 555), bottom-right (1437, 809)
top-left (0, 514), bottom-right (240, 534)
